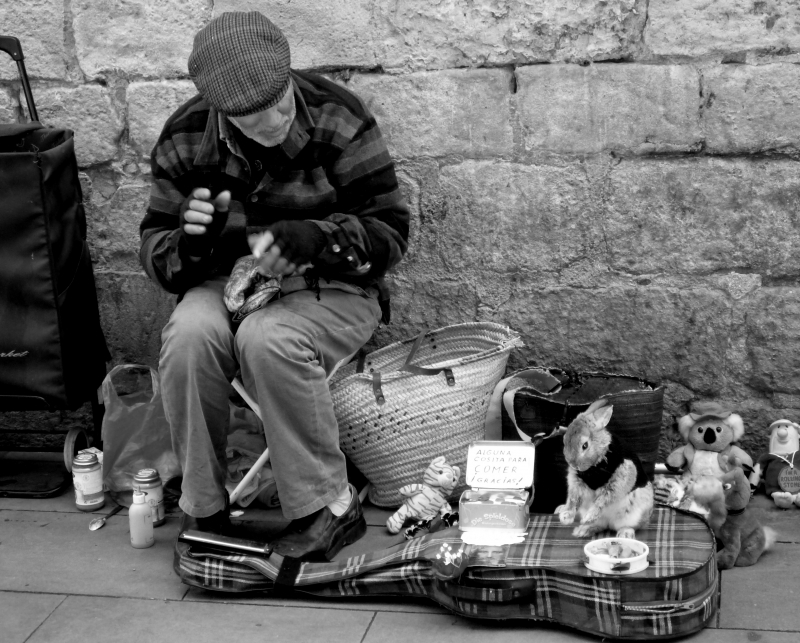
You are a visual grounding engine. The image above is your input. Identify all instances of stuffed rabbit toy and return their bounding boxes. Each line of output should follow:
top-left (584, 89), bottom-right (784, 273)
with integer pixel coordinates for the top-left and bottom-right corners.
top-left (555, 400), bottom-right (654, 539)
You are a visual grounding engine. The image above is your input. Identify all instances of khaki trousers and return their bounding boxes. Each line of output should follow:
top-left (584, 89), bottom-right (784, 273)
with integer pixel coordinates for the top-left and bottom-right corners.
top-left (159, 275), bottom-right (381, 519)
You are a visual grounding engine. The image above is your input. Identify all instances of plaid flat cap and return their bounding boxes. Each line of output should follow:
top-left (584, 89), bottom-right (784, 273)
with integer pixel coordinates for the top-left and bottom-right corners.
top-left (688, 401), bottom-right (732, 422)
top-left (189, 11), bottom-right (291, 117)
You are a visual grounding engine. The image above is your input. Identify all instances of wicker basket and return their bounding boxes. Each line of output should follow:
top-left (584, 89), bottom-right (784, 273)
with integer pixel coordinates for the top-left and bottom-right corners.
top-left (330, 322), bottom-right (523, 507)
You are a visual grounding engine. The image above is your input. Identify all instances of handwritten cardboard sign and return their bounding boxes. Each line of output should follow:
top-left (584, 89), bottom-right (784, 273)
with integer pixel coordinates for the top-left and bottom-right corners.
top-left (465, 440), bottom-right (535, 489)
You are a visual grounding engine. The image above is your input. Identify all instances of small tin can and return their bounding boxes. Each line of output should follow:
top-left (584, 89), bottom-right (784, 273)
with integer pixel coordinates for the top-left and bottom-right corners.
top-left (72, 453), bottom-right (105, 511)
top-left (132, 468), bottom-right (165, 526)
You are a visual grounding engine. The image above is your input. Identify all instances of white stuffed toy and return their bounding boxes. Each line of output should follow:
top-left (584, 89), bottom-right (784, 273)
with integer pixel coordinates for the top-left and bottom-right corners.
top-left (666, 401), bottom-right (753, 480)
top-left (386, 456), bottom-right (461, 534)
top-left (751, 420), bottom-right (800, 509)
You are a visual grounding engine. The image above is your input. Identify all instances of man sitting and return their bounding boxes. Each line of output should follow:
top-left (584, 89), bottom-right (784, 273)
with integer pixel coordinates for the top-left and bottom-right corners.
top-left (139, 11), bottom-right (409, 560)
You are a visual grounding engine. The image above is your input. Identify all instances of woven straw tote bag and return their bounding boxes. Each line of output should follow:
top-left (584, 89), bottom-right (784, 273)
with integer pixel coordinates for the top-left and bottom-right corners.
top-left (330, 322), bottom-right (523, 507)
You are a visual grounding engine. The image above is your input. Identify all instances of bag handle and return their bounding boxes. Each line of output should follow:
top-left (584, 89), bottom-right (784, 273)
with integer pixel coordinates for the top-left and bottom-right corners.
top-left (0, 36), bottom-right (38, 121)
top-left (353, 351), bottom-right (387, 406)
top-left (483, 368), bottom-right (562, 443)
top-left (0, 36), bottom-right (23, 60)
top-left (400, 330), bottom-right (455, 385)
top-left (358, 331), bottom-right (456, 405)
top-left (101, 364), bottom-right (159, 407)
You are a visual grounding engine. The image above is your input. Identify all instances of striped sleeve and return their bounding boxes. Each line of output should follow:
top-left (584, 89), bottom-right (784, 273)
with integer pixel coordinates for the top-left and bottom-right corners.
top-left (313, 117), bottom-right (409, 280)
top-left (139, 104), bottom-right (215, 293)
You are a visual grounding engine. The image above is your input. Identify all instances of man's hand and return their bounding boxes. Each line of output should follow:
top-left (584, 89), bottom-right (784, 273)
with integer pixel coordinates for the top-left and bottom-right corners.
top-left (180, 188), bottom-right (231, 257)
top-left (248, 220), bottom-right (325, 277)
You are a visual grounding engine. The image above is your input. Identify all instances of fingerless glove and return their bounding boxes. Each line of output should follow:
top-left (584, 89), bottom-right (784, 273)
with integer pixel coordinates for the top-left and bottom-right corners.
top-left (268, 220), bottom-right (327, 265)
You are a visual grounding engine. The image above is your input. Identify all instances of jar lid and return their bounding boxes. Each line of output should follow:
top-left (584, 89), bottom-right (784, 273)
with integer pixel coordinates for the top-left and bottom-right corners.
top-left (73, 453), bottom-right (98, 467)
top-left (134, 468), bottom-right (160, 483)
top-left (132, 491), bottom-right (146, 504)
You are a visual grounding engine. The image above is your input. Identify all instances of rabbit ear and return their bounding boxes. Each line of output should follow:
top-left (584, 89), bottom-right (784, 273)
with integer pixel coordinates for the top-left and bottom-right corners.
top-left (586, 399), bottom-right (609, 414)
top-left (592, 404), bottom-right (614, 428)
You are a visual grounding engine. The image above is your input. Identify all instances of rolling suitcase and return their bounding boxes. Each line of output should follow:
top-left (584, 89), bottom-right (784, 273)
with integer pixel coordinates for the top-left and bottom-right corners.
top-left (0, 35), bottom-right (110, 497)
top-left (174, 505), bottom-right (718, 640)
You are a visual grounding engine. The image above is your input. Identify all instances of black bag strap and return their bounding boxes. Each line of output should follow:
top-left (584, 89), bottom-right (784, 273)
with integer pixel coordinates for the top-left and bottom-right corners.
top-left (0, 35), bottom-right (39, 121)
top-left (355, 349), bottom-right (367, 374)
top-left (274, 555), bottom-right (303, 588)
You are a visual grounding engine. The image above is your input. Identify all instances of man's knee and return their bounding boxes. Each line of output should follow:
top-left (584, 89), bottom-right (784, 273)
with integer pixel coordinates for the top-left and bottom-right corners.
top-left (235, 310), bottom-right (314, 367)
top-left (164, 306), bottom-right (231, 348)
top-left (160, 298), bottom-right (236, 376)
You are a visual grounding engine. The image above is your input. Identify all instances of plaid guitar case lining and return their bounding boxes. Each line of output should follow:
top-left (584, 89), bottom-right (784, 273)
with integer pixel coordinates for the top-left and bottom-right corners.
top-left (176, 506), bottom-right (718, 640)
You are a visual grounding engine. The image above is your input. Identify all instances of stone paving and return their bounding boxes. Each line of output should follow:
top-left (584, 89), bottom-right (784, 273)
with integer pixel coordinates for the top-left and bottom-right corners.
top-left (2, 488), bottom-right (799, 643)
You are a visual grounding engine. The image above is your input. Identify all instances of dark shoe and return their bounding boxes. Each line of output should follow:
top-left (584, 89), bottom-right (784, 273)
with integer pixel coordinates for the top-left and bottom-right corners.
top-left (179, 508), bottom-right (232, 535)
top-left (271, 484), bottom-right (367, 561)
top-left (173, 494), bottom-right (232, 581)
top-left (178, 492), bottom-right (232, 536)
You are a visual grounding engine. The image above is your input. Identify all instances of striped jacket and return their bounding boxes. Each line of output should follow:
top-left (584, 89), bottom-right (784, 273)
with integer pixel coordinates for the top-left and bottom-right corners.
top-left (139, 70), bottom-right (409, 316)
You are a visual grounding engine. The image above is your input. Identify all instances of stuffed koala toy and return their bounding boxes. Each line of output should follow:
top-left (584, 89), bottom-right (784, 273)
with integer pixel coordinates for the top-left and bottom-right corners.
top-left (386, 456), bottom-right (461, 534)
top-left (666, 401), bottom-right (753, 479)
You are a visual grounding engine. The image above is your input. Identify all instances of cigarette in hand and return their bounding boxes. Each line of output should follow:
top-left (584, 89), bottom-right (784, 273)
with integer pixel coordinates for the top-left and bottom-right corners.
top-left (248, 231), bottom-right (313, 276)
top-left (249, 231), bottom-right (274, 259)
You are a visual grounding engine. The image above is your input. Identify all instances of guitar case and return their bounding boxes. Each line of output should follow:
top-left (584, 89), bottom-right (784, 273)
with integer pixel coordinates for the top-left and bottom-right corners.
top-left (175, 506), bottom-right (718, 640)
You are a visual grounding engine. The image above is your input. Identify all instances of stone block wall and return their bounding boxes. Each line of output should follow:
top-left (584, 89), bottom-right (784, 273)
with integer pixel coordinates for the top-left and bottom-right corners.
top-left (1, 0), bottom-right (799, 459)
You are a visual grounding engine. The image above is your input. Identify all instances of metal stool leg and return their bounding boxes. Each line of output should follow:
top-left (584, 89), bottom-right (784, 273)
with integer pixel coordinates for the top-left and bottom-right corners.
top-left (229, 378), bottom-right (267, 505)
top-left (228, 349), bottom-right (364, 506)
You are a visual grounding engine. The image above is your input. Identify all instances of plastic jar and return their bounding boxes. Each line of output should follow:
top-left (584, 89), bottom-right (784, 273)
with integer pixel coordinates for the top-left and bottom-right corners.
top-left (72, 452), bottom-right (105, 511)
top-left (129, 491), bottom-right (155, 548)
top-left (132, 468), bottom-right (165, 527)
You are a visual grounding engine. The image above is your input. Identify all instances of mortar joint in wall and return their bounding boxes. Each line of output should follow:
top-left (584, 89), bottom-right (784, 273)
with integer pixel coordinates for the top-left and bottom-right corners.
top-left (63, 0), bottom-right (87, 83)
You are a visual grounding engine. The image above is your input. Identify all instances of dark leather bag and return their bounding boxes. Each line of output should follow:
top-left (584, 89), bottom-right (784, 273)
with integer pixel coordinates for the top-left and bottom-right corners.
top-left (494, 368), bottom-right (664, 513)
top-left (0, 121), bottom-right (109, 410)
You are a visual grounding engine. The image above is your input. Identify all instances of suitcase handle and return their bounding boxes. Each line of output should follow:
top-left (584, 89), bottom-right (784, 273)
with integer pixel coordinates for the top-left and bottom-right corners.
top-left (0, 35), bottom-right (39, 121)
top-left (0, 36), bottom-right (24, 60)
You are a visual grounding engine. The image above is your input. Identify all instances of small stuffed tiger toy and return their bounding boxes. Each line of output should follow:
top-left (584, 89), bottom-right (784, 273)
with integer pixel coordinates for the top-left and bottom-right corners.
top-left (386, 456), bottom-right (461, 534)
